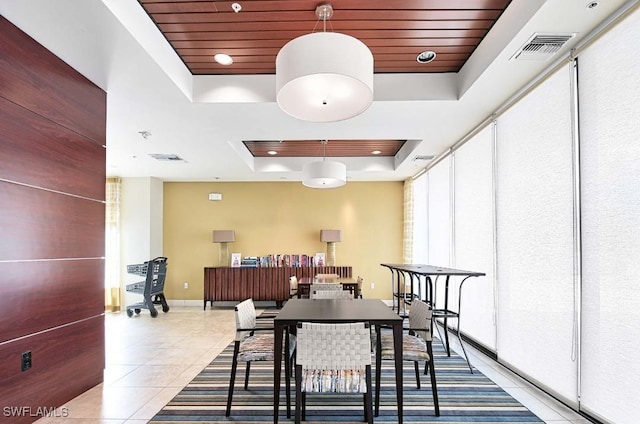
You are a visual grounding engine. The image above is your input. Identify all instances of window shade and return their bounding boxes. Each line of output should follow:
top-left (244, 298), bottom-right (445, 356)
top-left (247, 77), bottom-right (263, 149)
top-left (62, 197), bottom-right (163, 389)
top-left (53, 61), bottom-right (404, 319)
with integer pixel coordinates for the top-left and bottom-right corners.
top-left (495, 65), bottom-right (578, 405)
top-left (578, 7), bottom-right (640, 423)
top-left (453, 125), bottom-right (496, 351)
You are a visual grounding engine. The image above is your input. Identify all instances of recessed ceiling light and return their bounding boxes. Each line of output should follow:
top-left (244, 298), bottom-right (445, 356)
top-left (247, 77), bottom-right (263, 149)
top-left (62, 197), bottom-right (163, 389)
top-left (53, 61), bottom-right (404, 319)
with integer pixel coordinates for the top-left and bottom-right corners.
top-left (416, 50), bottom-right (437, 64)
top-left (267, 150), bottom-right (278, 155)
top-left (371, 150), bottom-right (382, 155)
top-left (214, 53), bottom-right (233, 65)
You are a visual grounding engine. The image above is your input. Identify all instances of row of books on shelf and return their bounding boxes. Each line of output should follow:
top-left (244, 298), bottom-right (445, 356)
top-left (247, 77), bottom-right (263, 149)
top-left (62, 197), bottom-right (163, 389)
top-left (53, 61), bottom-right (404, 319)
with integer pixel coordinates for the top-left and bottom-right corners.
top-left (231, 253), bottom-right (326, 268)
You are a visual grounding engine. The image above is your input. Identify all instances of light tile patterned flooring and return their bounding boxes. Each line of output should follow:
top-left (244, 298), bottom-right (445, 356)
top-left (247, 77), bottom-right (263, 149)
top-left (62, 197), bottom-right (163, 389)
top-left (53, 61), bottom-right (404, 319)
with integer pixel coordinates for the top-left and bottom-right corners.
top-left (35, 304), bottom-right (592, 423)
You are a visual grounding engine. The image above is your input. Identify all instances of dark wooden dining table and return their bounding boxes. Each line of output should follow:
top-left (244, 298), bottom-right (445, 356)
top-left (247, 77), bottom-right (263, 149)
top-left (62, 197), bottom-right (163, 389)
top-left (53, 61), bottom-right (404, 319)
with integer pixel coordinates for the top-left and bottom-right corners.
top-left (273, 298), bottom-right (404, 424)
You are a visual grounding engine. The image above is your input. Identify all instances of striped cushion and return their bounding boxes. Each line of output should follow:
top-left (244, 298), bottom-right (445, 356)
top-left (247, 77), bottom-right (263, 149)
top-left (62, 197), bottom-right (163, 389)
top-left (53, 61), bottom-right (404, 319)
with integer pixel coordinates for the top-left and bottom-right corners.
top-left (379, 333), bottom-right (431, 362)
top-left (238, 333), bottom-right (275, 362)
top-left (237, 332), bottom-right (297, 362)
top-left (300, 369), bottom-right (367, 393)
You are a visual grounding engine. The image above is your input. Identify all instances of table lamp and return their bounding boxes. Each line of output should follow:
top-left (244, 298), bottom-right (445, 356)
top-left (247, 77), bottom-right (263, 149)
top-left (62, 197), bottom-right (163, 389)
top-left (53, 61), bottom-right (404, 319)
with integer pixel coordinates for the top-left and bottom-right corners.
top-left (320, 229), bottom-right (341, 266)
top-left (212, 230), bottom-right (235, 267)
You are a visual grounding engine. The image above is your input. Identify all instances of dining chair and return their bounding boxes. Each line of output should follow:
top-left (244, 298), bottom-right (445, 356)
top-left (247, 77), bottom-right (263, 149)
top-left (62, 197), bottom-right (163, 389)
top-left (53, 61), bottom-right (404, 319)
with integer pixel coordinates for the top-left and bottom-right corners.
top-left (289, 275), bottom-right (298, 298)
top-left (315, 273), bottom-right (340, 279)
top-left (226, 298), bottom-right (295, 417)
top-left (309, 283), bottom-right (347, 299)
top-left (295, 322), bottom-right (373, 424)
top-left (375, 299), bottom-right (440, 416)
top-left (310, 289), bottom-right (353, 299)
top-left (356, 275), bottom-right (365, 298)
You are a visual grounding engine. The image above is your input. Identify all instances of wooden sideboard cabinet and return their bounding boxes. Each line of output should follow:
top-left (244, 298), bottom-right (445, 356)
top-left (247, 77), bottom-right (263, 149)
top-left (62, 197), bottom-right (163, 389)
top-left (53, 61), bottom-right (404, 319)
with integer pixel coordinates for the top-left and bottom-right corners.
top-left (203, 266), bottom-right (352, 309)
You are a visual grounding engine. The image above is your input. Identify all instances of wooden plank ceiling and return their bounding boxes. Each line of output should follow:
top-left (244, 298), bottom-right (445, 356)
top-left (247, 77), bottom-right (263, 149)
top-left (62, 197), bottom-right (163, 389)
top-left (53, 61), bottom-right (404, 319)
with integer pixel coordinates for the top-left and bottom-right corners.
top-left (243, 139), bottom-right (404, 157)
top-left (138, 0), bottom-right (511, 157)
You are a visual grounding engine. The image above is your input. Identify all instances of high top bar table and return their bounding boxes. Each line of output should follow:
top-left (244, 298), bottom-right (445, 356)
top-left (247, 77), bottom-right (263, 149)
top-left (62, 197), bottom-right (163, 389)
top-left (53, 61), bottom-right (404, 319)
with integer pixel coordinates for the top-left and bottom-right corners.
top-left (381, 263), bottom-right (485, 373)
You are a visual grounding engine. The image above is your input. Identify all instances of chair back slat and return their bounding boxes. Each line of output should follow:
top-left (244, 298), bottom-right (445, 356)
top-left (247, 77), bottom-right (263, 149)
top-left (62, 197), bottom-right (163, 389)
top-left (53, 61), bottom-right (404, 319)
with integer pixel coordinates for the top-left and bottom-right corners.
top-left (297, 322), bottom-right (371, 370)
top-left (311, 289), bottom-right (353, 299)
top-left (408, 299), bottom-right (433, 341)
top-left (234, 298), bottom-right (257, 341)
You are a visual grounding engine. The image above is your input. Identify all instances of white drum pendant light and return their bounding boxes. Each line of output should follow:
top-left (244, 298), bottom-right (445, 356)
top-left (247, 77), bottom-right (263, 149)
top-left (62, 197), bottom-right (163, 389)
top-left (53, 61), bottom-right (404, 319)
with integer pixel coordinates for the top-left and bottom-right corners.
top-left (302, 140), bottom-right (346, 189)
top-left (302, 160), bottom-right (347, 188)
top-left (276, 4), bottom-right (374, 122)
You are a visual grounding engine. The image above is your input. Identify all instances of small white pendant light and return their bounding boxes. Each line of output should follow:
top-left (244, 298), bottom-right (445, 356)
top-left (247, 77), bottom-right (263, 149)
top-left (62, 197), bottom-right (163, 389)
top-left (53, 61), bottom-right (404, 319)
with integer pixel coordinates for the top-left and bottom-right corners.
top-left (302, 140), bottom-right (346, 189)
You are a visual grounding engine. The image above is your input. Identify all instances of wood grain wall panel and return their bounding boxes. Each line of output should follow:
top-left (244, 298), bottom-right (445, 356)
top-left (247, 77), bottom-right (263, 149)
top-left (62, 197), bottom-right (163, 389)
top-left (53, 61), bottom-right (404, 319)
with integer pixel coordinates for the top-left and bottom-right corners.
top-left (0, 17), bottom-right (106, 145)
top-left (0, 97), bottom-right (105, 200)
top-left (0, 260), bottom-right (104, 344)
top-left (0, 16), bottom-right (106, 419)
top-left (0, 317), bottom-right (104, 424)
top-left (0, 181), bottom-right (105, 261)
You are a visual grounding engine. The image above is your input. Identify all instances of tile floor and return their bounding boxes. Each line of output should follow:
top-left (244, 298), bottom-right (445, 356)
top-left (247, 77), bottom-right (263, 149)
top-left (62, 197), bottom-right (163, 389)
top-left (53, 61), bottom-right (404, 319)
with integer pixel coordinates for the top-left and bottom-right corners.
top-left (35, 304), bottom-right (592, 423)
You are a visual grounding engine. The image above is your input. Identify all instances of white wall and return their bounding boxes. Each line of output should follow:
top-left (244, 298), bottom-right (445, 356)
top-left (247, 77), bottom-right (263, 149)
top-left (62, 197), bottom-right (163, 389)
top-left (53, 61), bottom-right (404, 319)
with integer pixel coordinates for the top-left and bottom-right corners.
top-left (120, 177), bottom-right (163, 307)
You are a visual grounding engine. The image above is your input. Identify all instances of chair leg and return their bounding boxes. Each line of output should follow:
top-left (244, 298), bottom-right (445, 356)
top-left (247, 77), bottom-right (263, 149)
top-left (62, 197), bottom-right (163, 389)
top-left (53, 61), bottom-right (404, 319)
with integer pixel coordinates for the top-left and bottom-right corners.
top-left (244, 361), bottom-right (251, 390)
top-left (413, 361), bottom-right (421, 389)
top-left (374, 326), bottom-right (382, 417)
top-left (302, 392), bottom-right (307, 421)
top-left (225, 341), bottom-right (240, 417)
top-left (365, 365), bottom-right (373, 424)
top-left (285, 350), bottom-right (292, 418)
top-left (295, 365), bottom-right (302, 424)
top-left (427, 343), bottom-right (440, 416)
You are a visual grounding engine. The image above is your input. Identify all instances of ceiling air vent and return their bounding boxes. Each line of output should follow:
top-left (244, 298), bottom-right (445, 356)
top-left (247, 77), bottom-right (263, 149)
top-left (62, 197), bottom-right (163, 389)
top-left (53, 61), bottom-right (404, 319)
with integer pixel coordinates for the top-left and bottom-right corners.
top-left (149, 153), bottom-right (185, 162)
top-left (511, 33), bottom-right (575, 61)
top-left (412, 155), bottom-right (434, 161)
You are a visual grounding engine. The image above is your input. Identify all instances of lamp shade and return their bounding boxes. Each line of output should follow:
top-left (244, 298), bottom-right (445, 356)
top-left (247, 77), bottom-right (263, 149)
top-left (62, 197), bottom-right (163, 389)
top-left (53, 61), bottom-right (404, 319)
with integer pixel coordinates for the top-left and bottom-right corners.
top-left (320, 229), bottom-right (342, 243)
top-left (276, 32), bottom-right (374, 122)
top-left (302, 160), bottom-right (346, 188)
top-left (212, 230), bottom-right (235, 243)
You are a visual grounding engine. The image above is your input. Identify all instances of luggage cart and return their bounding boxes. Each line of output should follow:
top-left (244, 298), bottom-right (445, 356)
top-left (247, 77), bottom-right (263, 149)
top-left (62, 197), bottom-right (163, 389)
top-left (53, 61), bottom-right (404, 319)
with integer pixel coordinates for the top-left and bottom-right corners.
top-left (125, 257), bottom-right (169, 318)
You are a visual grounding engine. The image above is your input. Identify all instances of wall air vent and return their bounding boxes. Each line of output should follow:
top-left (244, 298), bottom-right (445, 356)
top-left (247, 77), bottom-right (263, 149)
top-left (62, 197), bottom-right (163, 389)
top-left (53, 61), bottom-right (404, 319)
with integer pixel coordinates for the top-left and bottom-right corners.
top-left (412, 155), bottom-right (435, 161)
top-left (149, 153), bottom-right (185, 162)
top-left (511, 33), bottom-right (576, 61)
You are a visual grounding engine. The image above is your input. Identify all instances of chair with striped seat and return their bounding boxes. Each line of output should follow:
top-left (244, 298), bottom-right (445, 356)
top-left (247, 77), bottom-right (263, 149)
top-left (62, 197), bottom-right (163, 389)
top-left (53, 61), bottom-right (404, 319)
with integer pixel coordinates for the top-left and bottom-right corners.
top-left (226, 298), bottom-right (295, 417)
top-left (309, 283), bottom-right (351, 299)
top-left (375, 299), bottom-right (440, 416)
top-left (295, 322), bottom-right (373, 424)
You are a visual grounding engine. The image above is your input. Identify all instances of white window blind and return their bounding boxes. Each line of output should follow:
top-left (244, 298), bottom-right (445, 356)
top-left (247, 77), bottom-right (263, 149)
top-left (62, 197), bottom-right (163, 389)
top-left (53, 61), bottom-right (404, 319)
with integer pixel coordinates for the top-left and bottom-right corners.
top-left (578, 7), bottom-right (640, 423)
top-left (412, 174), bottom-right (428, 264)
top-left (495, 65), bottom-right (578, 405)
top-left (427, 158), bottom-right (452, 308)
top-left (427, 158), bottom-right (451, 267)
top-left (453, 125), bottom-right (496, 351)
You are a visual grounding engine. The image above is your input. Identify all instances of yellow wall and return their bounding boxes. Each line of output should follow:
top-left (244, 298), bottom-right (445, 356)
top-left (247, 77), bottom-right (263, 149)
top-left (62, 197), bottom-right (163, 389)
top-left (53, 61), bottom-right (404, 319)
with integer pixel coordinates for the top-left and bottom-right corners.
top-left (163, 181), bottom-right (404, 301)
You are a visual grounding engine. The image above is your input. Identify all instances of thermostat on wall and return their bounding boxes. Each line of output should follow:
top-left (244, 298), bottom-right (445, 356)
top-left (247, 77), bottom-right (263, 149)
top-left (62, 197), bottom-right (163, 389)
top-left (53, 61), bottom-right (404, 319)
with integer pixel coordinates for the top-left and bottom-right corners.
top-left (208, 193), bottom-right (222, 201)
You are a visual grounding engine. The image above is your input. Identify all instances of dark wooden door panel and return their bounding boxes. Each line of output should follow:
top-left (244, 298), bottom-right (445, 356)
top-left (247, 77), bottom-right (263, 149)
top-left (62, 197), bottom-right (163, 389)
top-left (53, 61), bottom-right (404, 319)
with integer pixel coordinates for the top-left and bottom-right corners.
top-left (0, 97), bottom-right (105, 200)
top-left (0, 17), bottom-right (106, 145)
top-left (0, 181), bottom-right (105, 261)
top-left (0, 316), bottom-right (105, 423)
top-left (0, 259), bottom-right (104, 344)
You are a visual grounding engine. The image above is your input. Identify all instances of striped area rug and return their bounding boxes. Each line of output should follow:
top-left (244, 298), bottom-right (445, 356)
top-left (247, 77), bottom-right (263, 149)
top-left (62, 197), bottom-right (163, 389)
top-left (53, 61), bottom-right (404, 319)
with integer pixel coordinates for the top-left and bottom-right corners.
top-left (150, 311), bottom-right (542, 423)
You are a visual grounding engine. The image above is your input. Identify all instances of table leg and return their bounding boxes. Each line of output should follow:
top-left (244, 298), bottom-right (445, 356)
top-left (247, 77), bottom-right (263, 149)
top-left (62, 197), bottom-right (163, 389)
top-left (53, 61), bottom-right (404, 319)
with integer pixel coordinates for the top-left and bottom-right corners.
top-left (393, 322), bottom-right (403, 424)
top-left (273, 323), bottom-right (283, 424)
top-left (443, 276), bottom-right (451, 356)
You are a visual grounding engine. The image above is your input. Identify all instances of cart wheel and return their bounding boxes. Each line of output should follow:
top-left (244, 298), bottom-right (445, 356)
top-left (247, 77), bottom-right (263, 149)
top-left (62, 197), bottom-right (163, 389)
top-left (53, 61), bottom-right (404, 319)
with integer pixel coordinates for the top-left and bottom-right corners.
top-left (134, 308), bottom-right (141, 314)
top-left (162, 304), bottom-right (170, 313)
top-left (150, 309), bottom-right (158, 318)
top-left (126, 309), bottom-right (133, 317)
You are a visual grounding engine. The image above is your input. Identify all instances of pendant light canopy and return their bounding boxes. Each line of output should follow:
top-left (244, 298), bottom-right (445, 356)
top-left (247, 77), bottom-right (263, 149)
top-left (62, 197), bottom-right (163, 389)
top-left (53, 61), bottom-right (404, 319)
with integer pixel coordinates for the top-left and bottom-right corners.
top-left (276, 4), bottom-right (374, 122)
